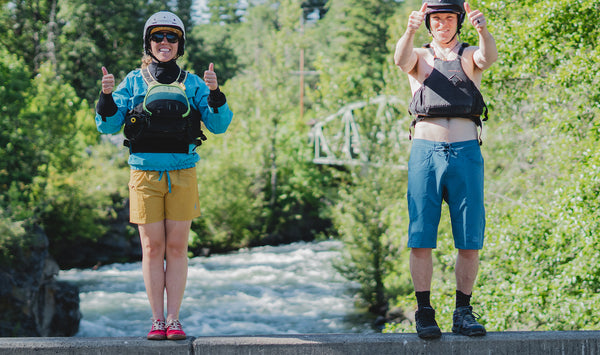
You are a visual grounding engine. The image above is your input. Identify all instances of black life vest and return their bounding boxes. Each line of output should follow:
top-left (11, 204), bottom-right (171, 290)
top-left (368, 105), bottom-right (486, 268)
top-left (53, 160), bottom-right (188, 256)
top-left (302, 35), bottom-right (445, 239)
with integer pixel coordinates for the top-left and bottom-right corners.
top-left (408, 43), bottom-right (488, 143)
top-left (123, 68), bottom-right (206, 153)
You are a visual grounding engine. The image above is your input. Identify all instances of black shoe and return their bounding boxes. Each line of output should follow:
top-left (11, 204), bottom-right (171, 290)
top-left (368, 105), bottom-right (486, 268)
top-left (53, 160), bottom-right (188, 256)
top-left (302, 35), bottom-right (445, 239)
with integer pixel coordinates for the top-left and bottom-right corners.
top-left (452, 305), bottom-right (486, 336)
top-left (415, 306), bottom-right (442, 339)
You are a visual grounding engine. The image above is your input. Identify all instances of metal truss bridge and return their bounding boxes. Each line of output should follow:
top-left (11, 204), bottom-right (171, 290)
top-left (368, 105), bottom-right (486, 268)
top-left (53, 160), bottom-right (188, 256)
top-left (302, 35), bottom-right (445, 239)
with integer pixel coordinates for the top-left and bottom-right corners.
top-left (309, 95), bottom-right (410, 169)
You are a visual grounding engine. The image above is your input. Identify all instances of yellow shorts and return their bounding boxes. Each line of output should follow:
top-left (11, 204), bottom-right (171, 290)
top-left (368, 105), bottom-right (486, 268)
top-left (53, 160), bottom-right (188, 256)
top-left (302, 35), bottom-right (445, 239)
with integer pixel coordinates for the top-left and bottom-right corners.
top-left (128, 167), bottom-right (201, 224)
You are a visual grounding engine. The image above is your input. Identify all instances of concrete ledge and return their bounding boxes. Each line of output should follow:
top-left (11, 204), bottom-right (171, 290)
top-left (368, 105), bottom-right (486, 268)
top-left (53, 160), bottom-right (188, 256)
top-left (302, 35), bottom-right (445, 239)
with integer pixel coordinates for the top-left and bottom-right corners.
top-left (0, 337), bottom-right (194, 355)
top-left (196, 332), bottom-right (600, 355)
top-left (1, 331), bottom-right (600, 354)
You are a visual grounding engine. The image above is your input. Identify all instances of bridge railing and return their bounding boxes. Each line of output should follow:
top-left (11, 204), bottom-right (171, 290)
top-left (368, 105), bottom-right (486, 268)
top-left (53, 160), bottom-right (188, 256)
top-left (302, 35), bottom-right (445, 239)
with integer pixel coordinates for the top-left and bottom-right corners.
top-left (309, 95), bottom-right (410, 169)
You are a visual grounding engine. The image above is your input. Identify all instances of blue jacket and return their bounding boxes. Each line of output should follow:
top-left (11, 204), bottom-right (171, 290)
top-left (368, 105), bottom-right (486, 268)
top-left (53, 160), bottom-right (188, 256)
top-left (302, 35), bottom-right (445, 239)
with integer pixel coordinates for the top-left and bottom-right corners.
top-left (95, 69), bottom-right (233, 172)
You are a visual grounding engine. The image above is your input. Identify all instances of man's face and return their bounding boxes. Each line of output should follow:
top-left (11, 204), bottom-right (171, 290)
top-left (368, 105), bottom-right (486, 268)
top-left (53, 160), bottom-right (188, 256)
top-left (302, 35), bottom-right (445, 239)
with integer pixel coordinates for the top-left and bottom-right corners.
top-left (429, 12), bottom-right (459, 42)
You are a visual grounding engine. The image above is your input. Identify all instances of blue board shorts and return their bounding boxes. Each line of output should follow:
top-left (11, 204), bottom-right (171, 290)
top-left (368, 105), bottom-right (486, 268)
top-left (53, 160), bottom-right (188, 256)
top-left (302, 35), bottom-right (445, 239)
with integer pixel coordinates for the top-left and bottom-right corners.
top-left (407, 139), bottom-right (485, 250)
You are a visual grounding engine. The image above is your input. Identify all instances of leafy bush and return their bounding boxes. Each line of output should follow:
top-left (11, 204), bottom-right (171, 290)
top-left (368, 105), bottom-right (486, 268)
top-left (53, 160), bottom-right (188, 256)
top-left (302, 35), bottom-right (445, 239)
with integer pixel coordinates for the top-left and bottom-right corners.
top-left (0, 213), bottom-right (28, 267)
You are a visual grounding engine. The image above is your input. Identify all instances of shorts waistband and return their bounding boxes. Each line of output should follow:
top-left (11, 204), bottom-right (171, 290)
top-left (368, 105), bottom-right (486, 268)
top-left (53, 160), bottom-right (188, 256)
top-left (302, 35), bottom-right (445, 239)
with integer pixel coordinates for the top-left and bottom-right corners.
top-left (411, 139), bottom-right (480, 149)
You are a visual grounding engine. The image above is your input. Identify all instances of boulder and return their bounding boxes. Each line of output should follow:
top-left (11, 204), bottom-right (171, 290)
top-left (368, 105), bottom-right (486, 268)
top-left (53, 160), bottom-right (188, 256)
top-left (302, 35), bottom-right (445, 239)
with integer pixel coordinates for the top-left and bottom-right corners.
top-left (0, 225), bottom-right (81, 337)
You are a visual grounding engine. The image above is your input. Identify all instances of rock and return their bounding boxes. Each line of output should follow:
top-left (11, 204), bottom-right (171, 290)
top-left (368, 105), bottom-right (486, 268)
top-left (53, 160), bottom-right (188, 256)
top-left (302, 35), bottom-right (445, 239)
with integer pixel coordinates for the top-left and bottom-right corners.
top-left (0, 225), bottom-right (81, 337)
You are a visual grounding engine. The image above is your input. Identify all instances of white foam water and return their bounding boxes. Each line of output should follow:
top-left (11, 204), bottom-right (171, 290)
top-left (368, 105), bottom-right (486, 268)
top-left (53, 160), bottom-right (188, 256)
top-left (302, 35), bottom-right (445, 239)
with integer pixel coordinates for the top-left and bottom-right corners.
top-left (58, 240), bottom-right (374, 337)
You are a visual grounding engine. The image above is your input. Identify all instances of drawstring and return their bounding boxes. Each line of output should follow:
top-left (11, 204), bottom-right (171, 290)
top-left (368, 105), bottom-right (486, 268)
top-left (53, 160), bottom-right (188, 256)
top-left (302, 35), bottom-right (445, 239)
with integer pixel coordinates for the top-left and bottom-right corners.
top-left (158, 171), bottom-right (172, 193)
top-left (434, 143), bottom-right (458, 161)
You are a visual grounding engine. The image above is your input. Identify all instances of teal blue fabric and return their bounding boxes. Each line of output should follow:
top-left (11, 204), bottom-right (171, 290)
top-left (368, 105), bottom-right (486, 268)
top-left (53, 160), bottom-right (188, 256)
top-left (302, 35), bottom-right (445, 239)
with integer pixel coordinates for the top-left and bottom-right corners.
top-left (95, 69), bottom-right (233, 172)
top-left (407, 139), bottom-right (485, 250)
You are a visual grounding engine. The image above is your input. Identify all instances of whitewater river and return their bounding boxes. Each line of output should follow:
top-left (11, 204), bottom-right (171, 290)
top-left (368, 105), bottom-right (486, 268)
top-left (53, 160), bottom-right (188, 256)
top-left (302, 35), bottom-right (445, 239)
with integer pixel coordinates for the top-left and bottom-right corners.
top-left (58, 240), bottom-right (375, 337)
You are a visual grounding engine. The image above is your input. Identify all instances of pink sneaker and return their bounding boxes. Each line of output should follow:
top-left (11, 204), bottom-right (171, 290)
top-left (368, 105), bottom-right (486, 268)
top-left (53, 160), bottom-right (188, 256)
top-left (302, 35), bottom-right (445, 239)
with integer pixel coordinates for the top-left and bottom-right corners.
top-left (166, 319), bottom-right (186, 340)
top-left (147, 319), bottom-right (166, 340)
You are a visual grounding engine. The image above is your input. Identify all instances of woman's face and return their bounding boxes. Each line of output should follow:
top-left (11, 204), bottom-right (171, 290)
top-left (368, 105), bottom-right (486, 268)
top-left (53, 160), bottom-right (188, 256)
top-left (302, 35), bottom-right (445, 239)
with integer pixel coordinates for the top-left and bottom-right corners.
top-left (149, 31), bottom-right (180, 62)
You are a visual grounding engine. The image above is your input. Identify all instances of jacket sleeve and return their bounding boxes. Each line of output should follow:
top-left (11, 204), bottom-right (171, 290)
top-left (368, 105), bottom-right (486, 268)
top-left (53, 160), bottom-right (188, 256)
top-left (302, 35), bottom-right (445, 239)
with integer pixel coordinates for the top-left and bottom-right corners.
top-left (189, 75), bottom-right (233, 135)
top-left (94, 73), bottom-right (136, 134)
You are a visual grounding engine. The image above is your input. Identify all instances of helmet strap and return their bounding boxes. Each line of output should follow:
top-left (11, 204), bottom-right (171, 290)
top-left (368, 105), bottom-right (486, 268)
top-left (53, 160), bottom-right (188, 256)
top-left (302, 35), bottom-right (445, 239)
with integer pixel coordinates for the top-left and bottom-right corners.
top-left (429, 28), bottom-right (459, 45)
top-left (146, 46), bottom-right (180, 64)
top-left (149, 53), bottom-right (179, 64)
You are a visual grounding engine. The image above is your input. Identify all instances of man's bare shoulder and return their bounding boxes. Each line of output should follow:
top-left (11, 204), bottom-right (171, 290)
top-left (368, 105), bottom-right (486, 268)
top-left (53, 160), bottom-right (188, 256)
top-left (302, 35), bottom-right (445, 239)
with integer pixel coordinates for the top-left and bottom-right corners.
top-left (461, 45), bottom-right (479, 56)
top-left (463, 43), bottom-right (479, 53)
top-left (406, 47), bottom-right (433, 79)
top-left (411, 47), bottom-right (432, 67)
top-left (414, 47), bottom-right (431, 56)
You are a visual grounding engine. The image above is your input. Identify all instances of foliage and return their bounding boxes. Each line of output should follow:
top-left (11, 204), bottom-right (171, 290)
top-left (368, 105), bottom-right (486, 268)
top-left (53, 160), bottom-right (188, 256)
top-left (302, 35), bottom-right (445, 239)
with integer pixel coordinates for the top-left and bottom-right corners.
top-left (0, 47), bottom-right (33, 201)
top-left (189, 0), bottom-right (336, 252)
top-left (308, 0), bottom-right (399, 111)
top-left (2, 0), bottom-right (600, 334)
top-left (0, 0), bottom-right (55, 72)
top-left (191, 144), bottom-right (267, 252)
top-left (332, 168), bottom-right (407, 314)
top-left (478, 136), bottom-right (600, 330)
top-left (0, 211), bottom-right (28, 267)
top-left (207, 0), bottom-right (243, 24)
top-left (40, 138), bottom-right (130, 264)
top-left (55, 0), bottom-right (177, 103)
top-left (0, 37), bottom-right (128, 265)
top-left (186, 23), bottom-right (240, 85)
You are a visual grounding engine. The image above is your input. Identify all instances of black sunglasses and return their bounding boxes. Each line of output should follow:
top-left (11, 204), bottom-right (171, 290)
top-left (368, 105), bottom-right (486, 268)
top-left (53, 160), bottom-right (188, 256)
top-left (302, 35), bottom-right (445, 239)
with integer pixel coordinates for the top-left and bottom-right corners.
top-left (150, 32), bottom-right (179, 43)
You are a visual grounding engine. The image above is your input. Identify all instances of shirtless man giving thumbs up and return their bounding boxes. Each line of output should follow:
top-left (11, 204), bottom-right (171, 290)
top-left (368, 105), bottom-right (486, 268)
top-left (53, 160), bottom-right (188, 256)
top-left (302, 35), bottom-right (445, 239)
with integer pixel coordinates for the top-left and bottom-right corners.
top-left (394, 0), bottom-right (497, 339)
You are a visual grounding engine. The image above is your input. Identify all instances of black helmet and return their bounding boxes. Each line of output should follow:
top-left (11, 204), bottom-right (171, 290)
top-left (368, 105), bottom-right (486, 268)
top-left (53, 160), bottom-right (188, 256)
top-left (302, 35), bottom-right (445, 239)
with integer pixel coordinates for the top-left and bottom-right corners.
top-left (422, 0), bottom-right (466, 33)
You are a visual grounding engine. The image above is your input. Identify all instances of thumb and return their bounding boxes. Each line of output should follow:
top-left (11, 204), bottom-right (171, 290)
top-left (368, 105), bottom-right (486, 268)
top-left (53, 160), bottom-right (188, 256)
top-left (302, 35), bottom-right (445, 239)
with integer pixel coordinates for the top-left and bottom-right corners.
top-left (420, 2), bottom-right (428, 13)
top-left (208, 63), bottom-right (214, 72)
top-left (102, 66), bottom-right (109, 76)
top-left (464, 2), bottom-right (472, 13)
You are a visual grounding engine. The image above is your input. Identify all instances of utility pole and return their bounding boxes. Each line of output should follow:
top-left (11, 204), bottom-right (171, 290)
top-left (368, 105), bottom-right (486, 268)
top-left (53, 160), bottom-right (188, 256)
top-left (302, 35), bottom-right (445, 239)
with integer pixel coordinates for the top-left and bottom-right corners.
top-left (299, 13), bottom-right (305, 121)
top-left (294, 7), bottom-right (319, 121)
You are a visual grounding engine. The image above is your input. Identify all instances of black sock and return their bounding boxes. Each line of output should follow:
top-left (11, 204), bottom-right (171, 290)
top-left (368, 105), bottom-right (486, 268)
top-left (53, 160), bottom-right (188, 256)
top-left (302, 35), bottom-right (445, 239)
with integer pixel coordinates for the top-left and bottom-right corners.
top-left (416, 291), bottom-right (432, 310)
top-left (456, 290), bottom-right (471, 308)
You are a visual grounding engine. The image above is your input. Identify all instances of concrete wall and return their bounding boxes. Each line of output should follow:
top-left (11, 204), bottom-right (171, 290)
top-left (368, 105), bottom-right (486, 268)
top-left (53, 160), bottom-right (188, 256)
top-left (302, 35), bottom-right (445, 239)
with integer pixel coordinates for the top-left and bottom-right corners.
top-left (1, 331), bottom-right (600, 354)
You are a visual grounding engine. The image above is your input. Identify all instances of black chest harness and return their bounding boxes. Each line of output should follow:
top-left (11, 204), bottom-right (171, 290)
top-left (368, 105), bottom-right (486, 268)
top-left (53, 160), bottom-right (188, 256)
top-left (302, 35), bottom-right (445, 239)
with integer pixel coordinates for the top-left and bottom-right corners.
top-left (408, 43), bottom-right (488, 144)
top-left (124, 68), bottom-right (207, 153)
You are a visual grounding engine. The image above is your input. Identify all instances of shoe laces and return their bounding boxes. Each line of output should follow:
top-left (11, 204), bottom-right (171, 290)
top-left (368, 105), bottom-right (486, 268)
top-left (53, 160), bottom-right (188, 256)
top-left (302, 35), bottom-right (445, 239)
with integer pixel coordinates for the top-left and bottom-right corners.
top-left (166, 319), bottom-right (183, 331)
top-left (151, 319), bottom-right (166, 331)
top-left (459, 306), bottom-right (482, 323)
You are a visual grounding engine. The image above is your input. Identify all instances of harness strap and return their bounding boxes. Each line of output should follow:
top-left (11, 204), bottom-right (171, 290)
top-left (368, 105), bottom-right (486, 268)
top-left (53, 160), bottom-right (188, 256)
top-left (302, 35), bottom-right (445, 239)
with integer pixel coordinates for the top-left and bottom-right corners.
top-left (424, 42), bottom-right (469, 58)
top-left (141, 67), bottom-right (154, 86)
top-left (141, 67), bottom-right (187, 87)
top-left (458, 42), bottom-right (469, 56)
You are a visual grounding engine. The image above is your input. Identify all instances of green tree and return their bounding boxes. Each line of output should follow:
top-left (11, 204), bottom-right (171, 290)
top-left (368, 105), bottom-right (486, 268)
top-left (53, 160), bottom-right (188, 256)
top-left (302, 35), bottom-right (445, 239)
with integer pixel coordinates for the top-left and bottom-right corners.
top-left (190, 0), bottom-right (336, 250)
top-left (0, 0), bottom-right (55, 72)
top-left (309, 0), bottom-right (399, 110)
top-left (207, 0), bottom-right (243, 24)
top-left (0, 48), bottom-right (33, 199)
top-left (333, 170), bottom-right (406, 315)
top-left (55, 0), bottom-right (174, 103)
top-left (186, 23), bottom-right (240, 85)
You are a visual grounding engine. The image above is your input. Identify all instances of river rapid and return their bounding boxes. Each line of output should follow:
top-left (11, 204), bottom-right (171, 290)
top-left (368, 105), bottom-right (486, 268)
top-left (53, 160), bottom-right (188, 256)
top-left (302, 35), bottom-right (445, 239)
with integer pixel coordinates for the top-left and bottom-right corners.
top-left (58, 240), bottom-right (375, 337)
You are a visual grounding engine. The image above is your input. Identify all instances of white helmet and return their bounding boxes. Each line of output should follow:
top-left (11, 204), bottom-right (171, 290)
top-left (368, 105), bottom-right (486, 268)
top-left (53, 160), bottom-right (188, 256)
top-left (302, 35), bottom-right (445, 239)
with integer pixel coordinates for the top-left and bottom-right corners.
top-left (143, 11), bottom-right (186, 57)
